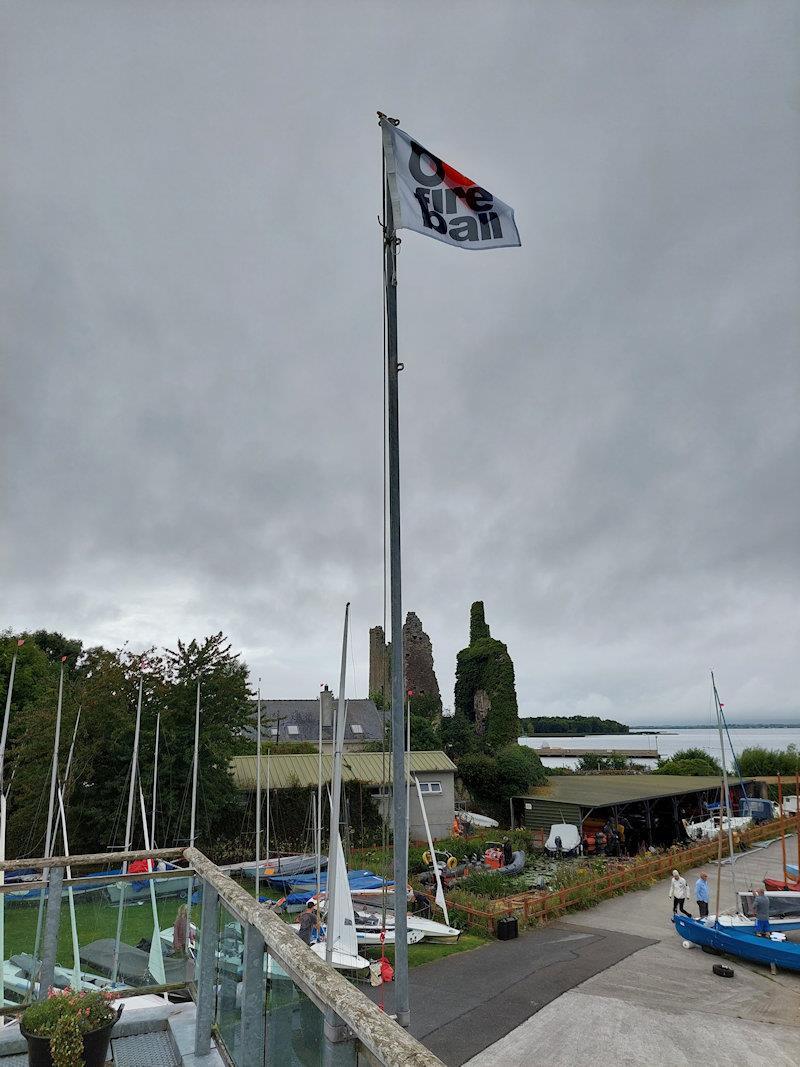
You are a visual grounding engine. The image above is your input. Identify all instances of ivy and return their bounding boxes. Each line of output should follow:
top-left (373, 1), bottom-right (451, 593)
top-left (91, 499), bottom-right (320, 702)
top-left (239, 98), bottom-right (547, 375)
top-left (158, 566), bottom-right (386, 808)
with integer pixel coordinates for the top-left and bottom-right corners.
top-left (454, 602), bottom-right (520, 752)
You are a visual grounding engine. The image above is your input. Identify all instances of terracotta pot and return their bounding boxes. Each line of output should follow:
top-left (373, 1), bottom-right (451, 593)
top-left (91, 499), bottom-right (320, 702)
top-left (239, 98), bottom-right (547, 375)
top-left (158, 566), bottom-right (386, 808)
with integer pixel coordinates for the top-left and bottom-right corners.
top-left (22, 1004), bottom-right (123, 1067)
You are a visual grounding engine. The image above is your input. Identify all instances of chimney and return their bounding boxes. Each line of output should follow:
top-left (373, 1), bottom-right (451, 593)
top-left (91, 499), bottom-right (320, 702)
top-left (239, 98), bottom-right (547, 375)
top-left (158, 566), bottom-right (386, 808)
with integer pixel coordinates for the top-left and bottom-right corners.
top-left (320, 684), bottom-right (335, 728)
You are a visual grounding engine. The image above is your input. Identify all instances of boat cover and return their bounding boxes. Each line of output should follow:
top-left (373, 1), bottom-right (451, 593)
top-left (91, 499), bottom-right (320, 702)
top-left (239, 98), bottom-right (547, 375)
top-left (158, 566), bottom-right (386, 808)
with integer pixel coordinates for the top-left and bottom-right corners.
top-left (79, 939), bottom-right (189, 985)
top-left (545, 824), bottom-right (581, 854)
top-left (740, 891), bottom-right (800, 919)
top-left (268, 869), bottom-right (391, 894)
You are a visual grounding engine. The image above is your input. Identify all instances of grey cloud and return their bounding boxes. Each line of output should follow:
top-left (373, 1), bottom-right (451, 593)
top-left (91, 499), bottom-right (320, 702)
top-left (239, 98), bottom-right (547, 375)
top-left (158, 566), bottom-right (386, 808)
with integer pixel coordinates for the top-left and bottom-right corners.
top-left (1, 1), bottom-right (798, 726)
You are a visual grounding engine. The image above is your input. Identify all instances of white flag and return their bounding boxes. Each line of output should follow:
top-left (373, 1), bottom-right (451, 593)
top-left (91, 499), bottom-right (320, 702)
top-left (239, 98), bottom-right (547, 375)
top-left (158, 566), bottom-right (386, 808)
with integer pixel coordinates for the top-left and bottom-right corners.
top-left (382, 122), bottom-right (520, 251)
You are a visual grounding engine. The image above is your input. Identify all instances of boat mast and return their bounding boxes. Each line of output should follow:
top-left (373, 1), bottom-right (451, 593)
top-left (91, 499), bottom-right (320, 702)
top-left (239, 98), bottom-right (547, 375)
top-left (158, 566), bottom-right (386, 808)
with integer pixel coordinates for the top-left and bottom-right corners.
top-left (265, 751), bottom-right (270, 885)
top-left (711, 672), bottom-right (737, 900)
top-left (255, 680), bottom-right (262, 900)
top-left (0, 639), bottom-right (22, 794)
top-left (326, 603), bottom-right (349, 966)
top-left (56, 707), bottom-right (82, 989)
top-left (0, 639), bottom-right (23, 1000)
top-left (415, 775), bottom-right (449, 926)
top-left (187, 678), bottom-right (201, 922)
top-left (778, 773), bottom-right (787, 883)
top-left (405, 690), bottom-right (411, 874)
top-left (315, 688), bottom-right (323, 918)
top-left (111, 671), bottom-right (145, 984)
top-left (32, 656), bottom-right (68, 979)
top-left (137, 782), bottom-right (166, 986)
top-left (151, 711), bottom-right (161, 850)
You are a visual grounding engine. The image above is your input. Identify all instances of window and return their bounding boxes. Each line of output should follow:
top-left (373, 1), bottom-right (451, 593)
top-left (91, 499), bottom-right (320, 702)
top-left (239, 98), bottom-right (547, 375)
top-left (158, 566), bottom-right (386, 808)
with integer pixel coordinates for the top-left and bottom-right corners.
top-left (268, 727), bottom-right (278, 737)
top-left (350, 724), bottom-right (364, 735)
top-left (286, 724), bottom-right (299, 736)
top-left (419, 781), bottom-right (442, 795)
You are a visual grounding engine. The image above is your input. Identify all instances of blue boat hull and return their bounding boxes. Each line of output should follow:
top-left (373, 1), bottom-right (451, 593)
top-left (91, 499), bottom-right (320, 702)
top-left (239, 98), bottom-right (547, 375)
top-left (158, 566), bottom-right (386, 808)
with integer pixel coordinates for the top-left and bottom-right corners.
top-left (673, 914), bottom-right (800, 972)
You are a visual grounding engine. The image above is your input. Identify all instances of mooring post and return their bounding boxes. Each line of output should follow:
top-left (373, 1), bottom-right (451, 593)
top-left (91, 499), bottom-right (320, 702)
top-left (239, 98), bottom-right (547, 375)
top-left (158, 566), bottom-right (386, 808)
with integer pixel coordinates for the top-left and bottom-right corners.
top-left (322, 1011), bottom-right (358, 1067)
top-left (240, 922), bottom-right (266, 1065)
top-left (38, 865), bottom-right (63, 998)
top-left (194, 883), bottom-right (219, 1057)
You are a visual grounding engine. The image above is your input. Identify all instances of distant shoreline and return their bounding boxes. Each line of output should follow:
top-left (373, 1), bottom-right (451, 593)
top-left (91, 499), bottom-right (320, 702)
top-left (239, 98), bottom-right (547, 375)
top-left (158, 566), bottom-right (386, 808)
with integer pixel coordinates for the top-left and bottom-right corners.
top-left (630, 724), bottom-right (800, 732)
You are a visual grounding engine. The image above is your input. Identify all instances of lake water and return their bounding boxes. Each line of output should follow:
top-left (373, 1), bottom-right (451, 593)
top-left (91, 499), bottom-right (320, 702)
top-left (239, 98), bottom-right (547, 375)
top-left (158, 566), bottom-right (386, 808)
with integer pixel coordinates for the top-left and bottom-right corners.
top-left (519, 727), bottom-right (800, 770)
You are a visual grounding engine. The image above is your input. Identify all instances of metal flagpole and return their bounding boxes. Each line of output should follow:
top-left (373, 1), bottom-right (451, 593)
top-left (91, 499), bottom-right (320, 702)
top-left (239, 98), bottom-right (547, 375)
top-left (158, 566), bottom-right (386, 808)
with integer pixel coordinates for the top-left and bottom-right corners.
top-left (256, 681), bottom-right (262, 900)
top-left (379, 111), bottom-right (410, 1027)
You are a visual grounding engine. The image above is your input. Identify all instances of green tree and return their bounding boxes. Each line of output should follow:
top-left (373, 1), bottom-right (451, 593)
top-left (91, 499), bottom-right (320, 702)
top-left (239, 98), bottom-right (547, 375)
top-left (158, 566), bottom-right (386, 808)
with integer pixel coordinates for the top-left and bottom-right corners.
top-left (158, 633), bottom-right (253, 850)
top-left (457, 744), bottom-right (546, 822)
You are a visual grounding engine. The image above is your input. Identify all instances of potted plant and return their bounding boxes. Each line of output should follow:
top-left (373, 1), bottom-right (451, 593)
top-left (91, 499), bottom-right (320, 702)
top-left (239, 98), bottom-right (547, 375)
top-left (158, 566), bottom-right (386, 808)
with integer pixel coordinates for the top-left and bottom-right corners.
top-left (20, 988), bottom-right (123, 1067)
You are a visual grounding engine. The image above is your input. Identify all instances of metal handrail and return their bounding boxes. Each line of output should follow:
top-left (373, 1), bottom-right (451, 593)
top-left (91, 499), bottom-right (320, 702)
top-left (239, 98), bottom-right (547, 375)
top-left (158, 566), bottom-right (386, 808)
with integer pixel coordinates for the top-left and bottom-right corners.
top-left (185, 847), bottom-right (443, 1067)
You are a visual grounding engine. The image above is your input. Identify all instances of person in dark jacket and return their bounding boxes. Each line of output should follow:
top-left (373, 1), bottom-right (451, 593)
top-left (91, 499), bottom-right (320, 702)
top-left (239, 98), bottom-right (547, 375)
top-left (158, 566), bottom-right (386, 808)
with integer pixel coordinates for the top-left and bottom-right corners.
top-left (502, 838), bottom-right (513, 866)
top-left (298, 901), bottom-right (319, 945)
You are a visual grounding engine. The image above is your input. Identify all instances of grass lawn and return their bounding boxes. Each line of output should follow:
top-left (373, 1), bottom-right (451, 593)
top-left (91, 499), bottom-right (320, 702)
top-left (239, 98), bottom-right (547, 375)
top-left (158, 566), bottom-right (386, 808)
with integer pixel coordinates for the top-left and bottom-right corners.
top-left (363, 933), bottom-right (490, 969)
top-left (2, 889), bottom-right (195, 970)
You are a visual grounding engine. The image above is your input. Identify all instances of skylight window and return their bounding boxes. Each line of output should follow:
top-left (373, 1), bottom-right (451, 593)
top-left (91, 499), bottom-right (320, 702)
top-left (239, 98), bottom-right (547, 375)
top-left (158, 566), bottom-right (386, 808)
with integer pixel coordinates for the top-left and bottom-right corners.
top-left (350, 724), bottom-right (364, 734)
top-left (286, 724), bottom-right (299, 736)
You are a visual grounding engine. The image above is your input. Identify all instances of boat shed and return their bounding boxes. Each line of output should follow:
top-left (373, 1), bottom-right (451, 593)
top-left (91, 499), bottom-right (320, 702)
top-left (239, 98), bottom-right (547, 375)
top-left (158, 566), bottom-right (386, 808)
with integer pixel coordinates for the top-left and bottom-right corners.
top-left (512, 774), bottom-right (758, 850)
top-left (231, 750), bottom-right (457, 840)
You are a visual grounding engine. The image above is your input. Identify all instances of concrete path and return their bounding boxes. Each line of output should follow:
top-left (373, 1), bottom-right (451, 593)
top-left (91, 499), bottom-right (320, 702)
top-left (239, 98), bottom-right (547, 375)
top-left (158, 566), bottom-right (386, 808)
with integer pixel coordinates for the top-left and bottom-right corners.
top-left (370, 923), bottom-right (653, 1065)
top-left (464, 834), bottom-right (800, 1066)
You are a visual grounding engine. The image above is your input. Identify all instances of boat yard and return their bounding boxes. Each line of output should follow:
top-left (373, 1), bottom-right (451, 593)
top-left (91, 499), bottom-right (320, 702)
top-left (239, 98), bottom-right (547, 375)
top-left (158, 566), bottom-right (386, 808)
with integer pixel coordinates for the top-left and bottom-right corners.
top-left (376, 834), bottom-right (800, 1066)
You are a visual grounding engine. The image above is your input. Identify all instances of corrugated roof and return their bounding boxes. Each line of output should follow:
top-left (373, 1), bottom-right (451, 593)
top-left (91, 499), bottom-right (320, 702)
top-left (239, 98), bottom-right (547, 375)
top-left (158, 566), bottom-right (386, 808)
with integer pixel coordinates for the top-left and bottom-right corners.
top-left (230, 750), bottom-right (456, 791)
top-left (516, 774), bottom-right (746, 807)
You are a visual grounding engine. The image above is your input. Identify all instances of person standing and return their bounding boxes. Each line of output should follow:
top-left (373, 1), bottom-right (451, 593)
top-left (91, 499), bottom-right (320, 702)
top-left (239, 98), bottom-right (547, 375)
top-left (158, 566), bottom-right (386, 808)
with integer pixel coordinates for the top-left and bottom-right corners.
top-left (695, 872), bottom-right (710, 919)
top-left (173, 903), bottom-right (189, 957)
top-left (298, 900), bottom-right (319, 945)
top-left (669, 869), bottom-right (691, 916)
top-left (754, 888), bottom-right (771, 937)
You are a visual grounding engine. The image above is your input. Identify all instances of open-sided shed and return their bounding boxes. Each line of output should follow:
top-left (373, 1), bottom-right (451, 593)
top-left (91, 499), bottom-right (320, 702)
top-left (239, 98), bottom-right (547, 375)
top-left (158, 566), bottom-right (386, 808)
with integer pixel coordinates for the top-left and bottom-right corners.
top-left (512, 774), bottom-right (756, 849)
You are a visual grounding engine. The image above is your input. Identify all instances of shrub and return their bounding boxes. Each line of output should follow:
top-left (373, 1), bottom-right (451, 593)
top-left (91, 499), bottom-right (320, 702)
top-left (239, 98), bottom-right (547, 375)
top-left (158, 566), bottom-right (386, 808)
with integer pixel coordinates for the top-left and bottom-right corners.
top-left (655, 748), bottom-right (722, 776)
top-left (738, 746), bottom-right (800, 776)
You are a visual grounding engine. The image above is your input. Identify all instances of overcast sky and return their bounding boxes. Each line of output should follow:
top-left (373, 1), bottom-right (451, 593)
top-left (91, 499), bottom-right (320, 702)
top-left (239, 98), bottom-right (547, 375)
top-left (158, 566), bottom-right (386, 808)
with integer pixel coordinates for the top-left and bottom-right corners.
top-left (2, 2), bottom-right (798, 726)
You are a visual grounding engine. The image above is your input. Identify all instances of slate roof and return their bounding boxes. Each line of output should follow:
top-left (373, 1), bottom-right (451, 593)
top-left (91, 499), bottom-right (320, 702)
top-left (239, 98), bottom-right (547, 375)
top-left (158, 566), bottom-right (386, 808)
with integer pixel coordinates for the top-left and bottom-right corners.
top-left (242, 698), bottom-right (384, 744)
top-left (231, 750), bottom-right (456, 790)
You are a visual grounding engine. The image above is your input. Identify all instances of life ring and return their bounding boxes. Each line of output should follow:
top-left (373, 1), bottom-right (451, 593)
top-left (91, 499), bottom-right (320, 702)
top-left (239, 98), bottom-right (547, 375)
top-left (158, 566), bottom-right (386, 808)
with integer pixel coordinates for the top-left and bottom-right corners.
top-left (422, 851), bottom-right (432, 866)
top-left (446, 856), bottom-right (458, 870)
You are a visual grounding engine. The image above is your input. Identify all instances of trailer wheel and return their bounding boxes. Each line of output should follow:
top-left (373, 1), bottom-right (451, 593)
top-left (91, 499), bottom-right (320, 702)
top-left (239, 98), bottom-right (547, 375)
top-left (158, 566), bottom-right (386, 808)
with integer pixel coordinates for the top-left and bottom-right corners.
top-left (712, 963), bottom-right (734, 978)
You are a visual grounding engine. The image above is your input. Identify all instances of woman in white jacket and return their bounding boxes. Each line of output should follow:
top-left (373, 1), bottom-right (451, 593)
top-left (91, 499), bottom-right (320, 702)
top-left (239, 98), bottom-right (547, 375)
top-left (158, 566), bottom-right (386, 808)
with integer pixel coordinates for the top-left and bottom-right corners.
top-left (669, 869), bottom-right (690, 916)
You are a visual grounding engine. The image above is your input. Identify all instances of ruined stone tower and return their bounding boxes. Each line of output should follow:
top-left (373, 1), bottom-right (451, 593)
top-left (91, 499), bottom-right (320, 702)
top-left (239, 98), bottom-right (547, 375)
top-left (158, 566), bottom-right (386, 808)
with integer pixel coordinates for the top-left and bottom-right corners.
top-left (368, 625), bottom-right (390, 705)
top-left (402, 612), bottom-right (441, 708)
top-left (368, 613), bottom-right (441, 711)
